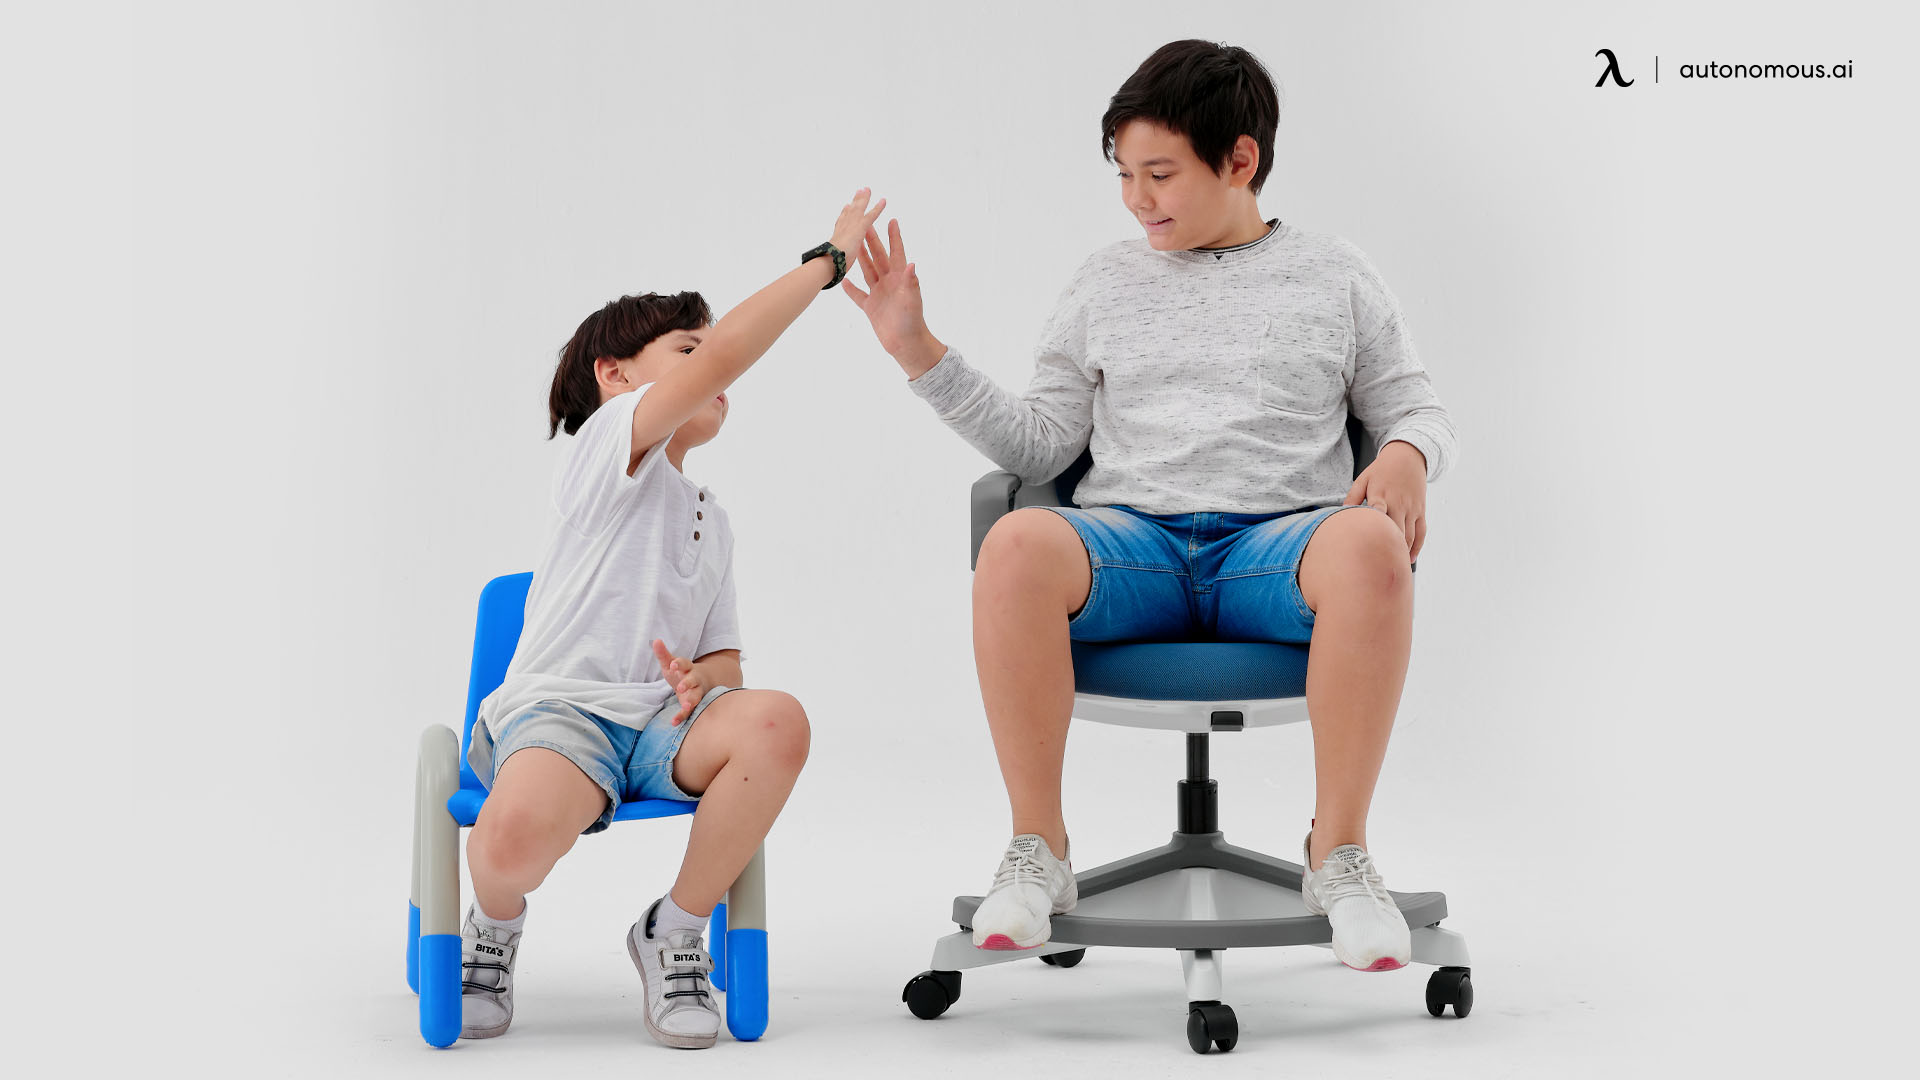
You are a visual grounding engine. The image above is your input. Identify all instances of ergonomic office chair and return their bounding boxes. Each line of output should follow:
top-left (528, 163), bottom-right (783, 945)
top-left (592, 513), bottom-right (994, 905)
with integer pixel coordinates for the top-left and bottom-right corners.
top-left (900, 418), bottom-right (1472, 1053)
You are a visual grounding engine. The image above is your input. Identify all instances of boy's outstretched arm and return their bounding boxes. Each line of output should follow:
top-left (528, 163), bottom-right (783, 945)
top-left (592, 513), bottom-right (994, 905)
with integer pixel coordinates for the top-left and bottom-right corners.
top-left (628, 189), bottom-right (887, 470)
top-left (843, 219), bottom-right (1095, 483)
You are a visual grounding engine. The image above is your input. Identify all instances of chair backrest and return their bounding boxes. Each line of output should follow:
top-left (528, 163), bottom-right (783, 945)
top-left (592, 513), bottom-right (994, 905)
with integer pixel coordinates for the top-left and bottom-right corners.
top-left (458, 571), bottom-right (535, 790)
top-left (1048, 413), bottom-right (1378, 509)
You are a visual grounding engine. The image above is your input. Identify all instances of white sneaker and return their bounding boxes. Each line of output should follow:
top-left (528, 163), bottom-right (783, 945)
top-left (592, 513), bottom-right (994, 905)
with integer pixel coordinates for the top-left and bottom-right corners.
top-left (458, 904), bottom-right (521, 1039)
top-left (972, 834), bottom-right (1077, 950)
top-left (627, 899), bottom-right (721, 1049)
top-left (1301, 835), bottom-right (1412, 972)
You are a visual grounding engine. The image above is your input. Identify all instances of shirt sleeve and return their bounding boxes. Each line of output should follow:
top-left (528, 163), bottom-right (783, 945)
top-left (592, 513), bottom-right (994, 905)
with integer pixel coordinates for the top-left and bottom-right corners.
top-left (904, 260), bottom-right (1096, 483)
top-left (1338, 241), bottom-right (1459, 483)
top-left (692, 556), bottom-right (744, 662)
top-left (552, 384), bottom-right (671, 534)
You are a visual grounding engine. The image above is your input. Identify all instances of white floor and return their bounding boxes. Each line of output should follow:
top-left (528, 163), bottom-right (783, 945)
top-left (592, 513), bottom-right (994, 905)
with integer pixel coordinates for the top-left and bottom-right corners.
top-left (80, 779), bottom-right (1885, 1080)
top-left (329, 936), bottom-right (1601, 1079)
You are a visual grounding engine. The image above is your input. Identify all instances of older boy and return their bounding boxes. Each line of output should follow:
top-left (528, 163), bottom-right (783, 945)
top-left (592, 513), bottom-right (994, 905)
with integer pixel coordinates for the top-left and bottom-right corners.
top-left (843, 41), bottom-right (1456, 971)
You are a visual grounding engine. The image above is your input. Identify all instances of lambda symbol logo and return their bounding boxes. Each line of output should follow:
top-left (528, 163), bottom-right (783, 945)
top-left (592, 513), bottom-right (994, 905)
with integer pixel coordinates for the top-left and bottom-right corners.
top-left (1594, 49), bottom-right (1634, 87)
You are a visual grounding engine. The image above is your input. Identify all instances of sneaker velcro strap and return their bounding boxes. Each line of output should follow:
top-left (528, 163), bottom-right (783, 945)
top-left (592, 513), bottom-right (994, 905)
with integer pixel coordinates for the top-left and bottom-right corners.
top-left (659, 947), bottom-right (711, 973)
top-left (467, 938), bottom-right (515, 965)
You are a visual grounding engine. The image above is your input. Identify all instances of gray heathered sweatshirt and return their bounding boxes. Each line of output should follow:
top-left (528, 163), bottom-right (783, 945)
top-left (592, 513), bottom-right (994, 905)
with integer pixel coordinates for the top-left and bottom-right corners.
top-left (906, 220), bottom-right (1457, 515)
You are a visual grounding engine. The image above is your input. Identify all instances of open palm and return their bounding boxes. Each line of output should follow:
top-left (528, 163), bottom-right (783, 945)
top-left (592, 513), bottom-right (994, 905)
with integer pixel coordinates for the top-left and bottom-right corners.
top-left (841, 219), bottom-right (928, 358)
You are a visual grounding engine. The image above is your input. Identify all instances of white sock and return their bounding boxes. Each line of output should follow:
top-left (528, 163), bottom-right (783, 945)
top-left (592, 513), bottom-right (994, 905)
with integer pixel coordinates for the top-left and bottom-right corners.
top-left (648, 892), bottom-right (709, 939)
top-left (473, 897), bottom-right (526, 932)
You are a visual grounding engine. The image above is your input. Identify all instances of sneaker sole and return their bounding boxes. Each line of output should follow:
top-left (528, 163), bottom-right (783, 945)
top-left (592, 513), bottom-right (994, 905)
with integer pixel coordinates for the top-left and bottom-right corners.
top-left (459, 1018), bottom-right (511, 1040)
top-left (1342, 954), bottom-right (1407, 972)
top-left (975, 932), bottom-right (1044, 951)
top-left (626, 924), bottom-right (720, 1050)
top-left (1331, 938), bottom-right (1410, 972)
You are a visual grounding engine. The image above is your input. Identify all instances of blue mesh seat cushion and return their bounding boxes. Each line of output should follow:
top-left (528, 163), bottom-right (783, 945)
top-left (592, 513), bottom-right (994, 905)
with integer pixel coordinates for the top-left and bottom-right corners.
top-left (1070, 641), bottom-right (1310, 701)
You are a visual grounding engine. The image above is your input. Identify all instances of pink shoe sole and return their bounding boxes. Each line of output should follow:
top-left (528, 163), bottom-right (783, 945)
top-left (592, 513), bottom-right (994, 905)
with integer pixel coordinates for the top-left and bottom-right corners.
top-left (977, 934), bottom-right (1039, 951)
top-left (1345, 957), bottom-right (1406, 972)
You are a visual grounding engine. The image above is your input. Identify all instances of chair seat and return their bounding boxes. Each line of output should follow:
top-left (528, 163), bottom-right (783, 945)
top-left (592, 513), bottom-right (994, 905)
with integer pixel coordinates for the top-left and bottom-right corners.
top-left (1071, 641), bottom-right (1310, 701)
top-left (445, 786), bottom-right (697, 828)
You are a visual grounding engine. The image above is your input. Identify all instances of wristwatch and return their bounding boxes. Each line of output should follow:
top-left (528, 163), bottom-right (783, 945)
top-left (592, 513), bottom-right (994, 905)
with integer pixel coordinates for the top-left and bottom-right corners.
top-left (800, 241), bottom-right (848, 290)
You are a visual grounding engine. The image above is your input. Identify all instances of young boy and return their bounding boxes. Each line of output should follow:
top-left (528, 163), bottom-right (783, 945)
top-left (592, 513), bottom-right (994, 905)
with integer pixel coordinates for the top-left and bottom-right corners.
top-left (842, 42), bottom-right (1456, 972)
top-left (460, 190), bottom-right (886, 1047)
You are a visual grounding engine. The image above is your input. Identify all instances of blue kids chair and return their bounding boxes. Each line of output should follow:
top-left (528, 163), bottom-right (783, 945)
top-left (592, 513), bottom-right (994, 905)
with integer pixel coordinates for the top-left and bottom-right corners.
top-left (900, 417), bottom-right (1473, 1053)
top-left (406, 571), bottom-right (769, 1047)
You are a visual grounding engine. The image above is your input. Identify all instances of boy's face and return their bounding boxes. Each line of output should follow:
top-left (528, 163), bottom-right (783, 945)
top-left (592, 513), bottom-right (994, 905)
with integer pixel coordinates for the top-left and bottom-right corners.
top-left (599, 327), bottom-right (729, 446)
top-left (1113, 119), bottom-right (1259, 251)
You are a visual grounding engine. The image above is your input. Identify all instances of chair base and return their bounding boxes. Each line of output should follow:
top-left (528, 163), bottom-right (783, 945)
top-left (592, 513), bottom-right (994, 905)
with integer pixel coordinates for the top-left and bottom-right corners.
top-left (909, 829), bottom-right (1473, 1051)
top-left (944, 831), bottom-right (1449, 955)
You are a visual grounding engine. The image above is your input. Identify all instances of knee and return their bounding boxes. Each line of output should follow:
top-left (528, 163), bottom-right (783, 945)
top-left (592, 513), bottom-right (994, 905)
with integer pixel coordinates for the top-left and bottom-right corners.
top-left (469, 805), bottom-right (561, 883)
top-left (974, 509), bottom-right (1080, 596)
top-left (746, 691), bottom-right (810, 774)
top-left (1314, 510), bottom-right (1413, 601)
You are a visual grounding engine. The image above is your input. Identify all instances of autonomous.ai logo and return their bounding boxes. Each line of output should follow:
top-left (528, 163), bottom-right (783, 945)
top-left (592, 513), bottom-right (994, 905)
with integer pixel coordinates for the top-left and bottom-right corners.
top-left (1595, 48), bottom-right (1633, 87)
top-left (1592, 47), bottom-right (1855, 86)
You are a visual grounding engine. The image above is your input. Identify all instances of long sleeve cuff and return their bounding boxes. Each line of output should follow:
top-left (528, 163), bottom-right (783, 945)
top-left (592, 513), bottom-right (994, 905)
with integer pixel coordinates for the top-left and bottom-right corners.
top-left (904, 346), bottom-right (979, 416)
top-left (1380, 426), bottom-right (1450, 483)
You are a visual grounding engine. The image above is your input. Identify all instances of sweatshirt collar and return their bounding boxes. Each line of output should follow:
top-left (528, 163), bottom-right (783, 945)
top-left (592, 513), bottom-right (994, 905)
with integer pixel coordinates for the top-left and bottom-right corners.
top-left (1164, 218), bottom-right (1287, 265)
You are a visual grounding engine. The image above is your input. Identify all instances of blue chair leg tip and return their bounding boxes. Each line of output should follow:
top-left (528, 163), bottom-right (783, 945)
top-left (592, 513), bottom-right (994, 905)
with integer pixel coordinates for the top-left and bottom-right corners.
top-left (407, 903), bottom-right (422, 995)
top-left (708, 903), bottom-right (729, 992)
top-left (418, 933), bottom-right (463, 1048)
top-left (724, 928), bottom-right (768, 1041)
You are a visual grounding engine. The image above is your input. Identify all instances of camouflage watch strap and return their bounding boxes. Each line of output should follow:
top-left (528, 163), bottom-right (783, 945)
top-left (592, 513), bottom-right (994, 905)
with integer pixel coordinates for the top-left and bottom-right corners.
top-left (800, 241), bottom-right (847, 290)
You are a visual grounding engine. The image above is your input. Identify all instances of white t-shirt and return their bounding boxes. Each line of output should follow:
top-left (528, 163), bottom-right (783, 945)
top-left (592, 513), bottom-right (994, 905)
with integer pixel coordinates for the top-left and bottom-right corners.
top-left (476, 384), bottom-right (742, 736)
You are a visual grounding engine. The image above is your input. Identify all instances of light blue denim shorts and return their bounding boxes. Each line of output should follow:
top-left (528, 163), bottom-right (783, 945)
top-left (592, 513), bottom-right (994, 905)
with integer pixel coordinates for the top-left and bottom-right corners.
top-left (469, 684), bottom-right (741, 834)
top-left (1038, 503), bottom-right (1373, 643)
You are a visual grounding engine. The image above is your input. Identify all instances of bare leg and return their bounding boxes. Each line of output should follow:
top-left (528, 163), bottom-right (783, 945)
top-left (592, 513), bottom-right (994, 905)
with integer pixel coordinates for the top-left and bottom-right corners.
top-left (467, 747), bottom-right (609, 919)
top-left (1296, 508), bottom-right (1416, 870)
top-left (970, 509), bottom-right (1093, 857)
top-left (665, 689), bottom-right (811, 915)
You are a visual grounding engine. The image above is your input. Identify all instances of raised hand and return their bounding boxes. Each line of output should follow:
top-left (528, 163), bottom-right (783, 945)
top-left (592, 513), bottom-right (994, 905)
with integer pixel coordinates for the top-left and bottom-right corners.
top-left (830, 188), bottom-right (888, 263)
top-left (651, 638), bottom-right (708, 725)
top-left (842, 217), bottom-right (942, 373)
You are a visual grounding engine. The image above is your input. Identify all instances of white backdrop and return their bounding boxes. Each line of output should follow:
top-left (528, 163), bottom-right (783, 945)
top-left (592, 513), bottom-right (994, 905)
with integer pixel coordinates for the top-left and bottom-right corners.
top-left (13, 1), bottom-right (1916, 1075)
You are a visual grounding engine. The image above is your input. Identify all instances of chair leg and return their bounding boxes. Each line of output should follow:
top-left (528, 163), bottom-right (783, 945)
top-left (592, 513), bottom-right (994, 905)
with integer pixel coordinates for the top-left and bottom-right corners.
top-left (408, 757), bottom-right (424, 995)
top-left (708, 902), bottom-right (729, 992)
top-left (407, 902), bottom-right (421, 995)
top-left (415, 725), bottom-right (464, 1048)
top-left (722, 845), bottom-right (769, 1041)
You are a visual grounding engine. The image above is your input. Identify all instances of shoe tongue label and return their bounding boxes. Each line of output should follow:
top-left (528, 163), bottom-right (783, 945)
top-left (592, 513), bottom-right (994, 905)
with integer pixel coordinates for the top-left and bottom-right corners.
top-left (1010, 836), bottom-right (1040, 856)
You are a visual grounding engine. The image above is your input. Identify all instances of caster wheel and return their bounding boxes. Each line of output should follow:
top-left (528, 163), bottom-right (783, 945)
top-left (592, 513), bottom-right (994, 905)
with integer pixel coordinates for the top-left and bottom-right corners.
top-left (1185, 1001), bottom-right (1238, 1054)
top-left (1039, 949), bottom-right (1086, 968)
top-left (1425, 966), bottom-right (1473, 1018)
top-left (903, 970), bottom-right (962, 1020)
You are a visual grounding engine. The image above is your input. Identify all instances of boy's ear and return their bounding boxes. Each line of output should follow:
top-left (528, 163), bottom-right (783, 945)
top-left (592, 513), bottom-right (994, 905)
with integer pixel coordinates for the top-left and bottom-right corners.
top-left (593, 355), bottom-right (628, 393)
top-left (1228, 134), bottom-right (1261, 188)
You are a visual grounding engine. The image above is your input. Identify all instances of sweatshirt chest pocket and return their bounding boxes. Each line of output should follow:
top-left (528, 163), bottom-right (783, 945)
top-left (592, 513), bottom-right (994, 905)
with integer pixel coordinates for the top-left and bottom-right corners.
top-left (1255, 317), bottom-right (1351, 416)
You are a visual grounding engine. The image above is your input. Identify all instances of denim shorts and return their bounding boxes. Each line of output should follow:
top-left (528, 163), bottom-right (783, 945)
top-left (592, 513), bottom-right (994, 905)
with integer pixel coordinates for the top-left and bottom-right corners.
top-left (1037, 503), bottom-right (1372, 643)
top-left (468, 684), bottom-right (741, 834)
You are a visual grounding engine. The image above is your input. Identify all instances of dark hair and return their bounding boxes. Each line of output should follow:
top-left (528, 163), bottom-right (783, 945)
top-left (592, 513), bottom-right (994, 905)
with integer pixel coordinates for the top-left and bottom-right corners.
top-left (1101, 40), bottom-right (1281, 195)
top-left (548, 291), bottom-right (712, 438)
